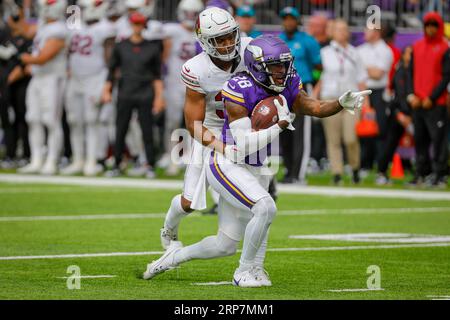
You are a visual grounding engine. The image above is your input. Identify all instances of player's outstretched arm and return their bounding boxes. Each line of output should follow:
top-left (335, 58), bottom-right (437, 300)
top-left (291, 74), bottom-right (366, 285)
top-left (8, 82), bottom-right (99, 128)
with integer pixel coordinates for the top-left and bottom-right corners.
top-left (292, 89), bottom-right (372, 118)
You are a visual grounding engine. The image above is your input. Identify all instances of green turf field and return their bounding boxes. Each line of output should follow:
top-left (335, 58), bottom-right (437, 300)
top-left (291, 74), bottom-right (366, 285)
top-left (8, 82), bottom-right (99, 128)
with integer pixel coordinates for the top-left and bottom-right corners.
top-left (0, 180), bottom-right (449, 300)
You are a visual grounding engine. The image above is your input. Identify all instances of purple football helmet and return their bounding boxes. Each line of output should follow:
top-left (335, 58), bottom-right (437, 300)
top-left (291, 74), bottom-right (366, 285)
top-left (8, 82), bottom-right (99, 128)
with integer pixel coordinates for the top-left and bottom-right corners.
top-left (244, 35), bottom-right (294, 93)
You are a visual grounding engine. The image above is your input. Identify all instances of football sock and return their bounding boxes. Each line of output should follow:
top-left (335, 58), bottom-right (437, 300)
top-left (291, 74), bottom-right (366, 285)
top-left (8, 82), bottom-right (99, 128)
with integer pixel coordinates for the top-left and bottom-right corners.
top-left (238, 197), bottom-right (276, 272)
top-left (253, 230), bottom-right (269, 268)
top-left (86, 123), bottom-right (98, 164)
top-left (70, 123), bottom-right (84, 163)
top-left (173, 231), bottom-right (238, 264)
top-left (46, 123), bottom-right (63, 164)
top-left (29, 123), bottom-right (44, 165)
top-left (164, 194), bottom-right (189, 232)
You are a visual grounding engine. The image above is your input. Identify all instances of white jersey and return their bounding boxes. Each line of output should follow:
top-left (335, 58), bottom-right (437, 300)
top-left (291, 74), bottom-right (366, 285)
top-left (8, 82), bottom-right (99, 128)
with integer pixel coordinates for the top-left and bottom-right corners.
top-left (68, 20), bottom-right (116, 78)
top-left (163, 23), bottom-right (197, 90)
top-left (32, 21), bottom-right (68, 77)
top-left (115, 15), bottom-right (164, 42)
top-left (181, 37), bottom-right (252, 131)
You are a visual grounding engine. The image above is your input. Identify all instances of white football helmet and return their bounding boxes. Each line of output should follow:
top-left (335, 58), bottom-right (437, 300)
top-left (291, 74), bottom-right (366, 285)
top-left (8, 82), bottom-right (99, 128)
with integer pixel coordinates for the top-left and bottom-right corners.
top-left (105, 0), bottom-right (126, 18)
top-left (196, 7), bottom-right (241, 61)
top-left (125, 0), bottom-right (155, 18)
top-left (38, 0), bottom-right (68, 21)
top-left (78, 0), bottom-right (108, 22)
top-left (177, 0), bottom-right (204, 29)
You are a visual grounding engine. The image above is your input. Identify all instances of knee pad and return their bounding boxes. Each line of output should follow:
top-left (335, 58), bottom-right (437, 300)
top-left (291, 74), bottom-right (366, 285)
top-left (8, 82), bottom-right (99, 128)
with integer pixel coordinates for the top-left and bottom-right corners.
top-left (252, 196), bottom-right (277, 225)
top-left (216, 231), bottom-right (238, 256)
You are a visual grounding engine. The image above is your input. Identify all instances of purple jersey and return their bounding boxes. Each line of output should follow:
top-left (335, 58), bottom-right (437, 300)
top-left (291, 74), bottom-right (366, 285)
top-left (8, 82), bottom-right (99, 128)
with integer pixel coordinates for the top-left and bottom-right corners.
top-left (221, 71), bottom-right (303, 166)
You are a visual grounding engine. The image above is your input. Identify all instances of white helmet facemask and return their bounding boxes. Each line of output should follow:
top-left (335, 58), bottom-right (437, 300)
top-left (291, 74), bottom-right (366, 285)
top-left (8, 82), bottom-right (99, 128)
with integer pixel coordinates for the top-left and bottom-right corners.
top-left (196, 7), bottom-right (241, 62)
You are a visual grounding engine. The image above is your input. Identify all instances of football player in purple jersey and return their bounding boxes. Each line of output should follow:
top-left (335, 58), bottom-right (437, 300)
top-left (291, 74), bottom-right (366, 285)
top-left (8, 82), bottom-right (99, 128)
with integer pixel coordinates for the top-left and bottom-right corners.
top-left (143, 35), bottom-right (371, 287)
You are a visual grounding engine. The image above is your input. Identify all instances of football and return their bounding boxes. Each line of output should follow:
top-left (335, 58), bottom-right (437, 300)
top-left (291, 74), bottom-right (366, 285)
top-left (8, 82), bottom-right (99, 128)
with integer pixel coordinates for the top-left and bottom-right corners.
top-left (251, 96), bottom-right (282, 131)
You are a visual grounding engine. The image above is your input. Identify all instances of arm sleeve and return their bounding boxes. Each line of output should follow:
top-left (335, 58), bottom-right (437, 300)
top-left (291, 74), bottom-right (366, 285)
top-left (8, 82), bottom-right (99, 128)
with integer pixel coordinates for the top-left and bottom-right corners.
top-left (181, 62), bottom-right (206, 94)
top-left (229, 117), bottom-right (283, 156)
top-left (107, 43), bottom-right (120, 83)
top-left (430, 48), bottom-right (450, 102)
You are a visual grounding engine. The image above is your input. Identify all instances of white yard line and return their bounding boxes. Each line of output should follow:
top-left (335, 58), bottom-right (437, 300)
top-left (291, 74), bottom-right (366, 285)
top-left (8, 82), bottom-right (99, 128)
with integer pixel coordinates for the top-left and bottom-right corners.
top-left (1, 243), bottom-right (449, 261)
top-left (1, 174), bottom-right (449, 200)
top-left (0, 207), bottom-right (448, 222)
top-left (56, 275), bottom-right (117, 279)
top-left (191, 281), bottom-right (232, 286)
top-left (326, 288), bottom-right (384, 292)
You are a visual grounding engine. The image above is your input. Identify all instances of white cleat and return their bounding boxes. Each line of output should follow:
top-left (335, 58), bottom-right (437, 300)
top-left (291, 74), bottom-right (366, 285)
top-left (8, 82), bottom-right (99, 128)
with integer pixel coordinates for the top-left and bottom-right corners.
top-left (60, 161), bottom-right (84, 176)
top-left (253, 267), bottom-right (272, 287)
top-left (18, 161), bottom-right (42, 174)
top-left (143, 241), bottom-right (183, 280)
top-left (40, 161), bottom-right (58, 176)
top-left (160, 227), bottom-right (178, 250)
top-left (233, 268), bottom-right (264, 288)
top-left (84, 162), bottom-right (103, 177)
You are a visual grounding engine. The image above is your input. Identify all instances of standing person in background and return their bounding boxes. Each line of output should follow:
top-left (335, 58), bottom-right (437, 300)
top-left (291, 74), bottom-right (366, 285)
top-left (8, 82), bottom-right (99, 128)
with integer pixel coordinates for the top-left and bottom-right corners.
top-left (376, 46), bottom-right (414, 186)
top-left (3, 0), bottom-right (33, 170)
top-left (62, 0), bottom-right (115, 177)
top-left (0, 1), bottom-right (35, 169)
top-left (235, 5), bottom-right (261, 39)
top-left (102, 12), bottom-right (165, 179)
top-left (18, 0), bottom-right (68, 176)
top-left (160, 0), bottom-right (204, 176)
top-left (314, 19), bottom-right (368, 185)
top-left (382, 23), bottom-right (401, 98)
top-left (408, 12), bottom-right (450, 188)
top-left (307, 14), bottom-right (330, 173)
top-left (279, 6), bottom-right (322, 184)
top-left (357, 27), bottom-right (393, 174)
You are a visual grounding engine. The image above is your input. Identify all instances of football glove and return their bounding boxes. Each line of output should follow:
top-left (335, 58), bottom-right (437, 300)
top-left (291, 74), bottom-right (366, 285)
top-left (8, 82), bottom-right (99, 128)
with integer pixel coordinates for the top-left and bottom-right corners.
top-left (338, 90), bottom-right (372, 115)
top-left (274, 94), bottom-right (295, 131)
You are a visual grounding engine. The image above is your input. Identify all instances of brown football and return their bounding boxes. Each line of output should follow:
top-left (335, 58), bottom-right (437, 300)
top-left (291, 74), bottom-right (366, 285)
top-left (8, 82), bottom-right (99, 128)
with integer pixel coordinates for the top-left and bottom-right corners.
top-left (251, 96), bottom-right (281, 131)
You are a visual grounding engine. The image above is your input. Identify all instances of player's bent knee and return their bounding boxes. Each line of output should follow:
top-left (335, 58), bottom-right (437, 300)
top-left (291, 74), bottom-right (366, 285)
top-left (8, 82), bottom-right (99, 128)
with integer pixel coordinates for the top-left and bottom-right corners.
top-left (217, 232), bottom-right (238, 256)
top-left (252, 196), bottom-right (277, 225)
top-left (181, 196), bottom-right (194, 213)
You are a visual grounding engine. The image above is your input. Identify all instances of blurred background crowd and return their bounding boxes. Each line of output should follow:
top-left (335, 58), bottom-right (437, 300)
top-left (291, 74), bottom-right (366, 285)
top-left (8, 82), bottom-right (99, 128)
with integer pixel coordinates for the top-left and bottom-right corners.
top-left (0, 0), bottom-right (449, 189)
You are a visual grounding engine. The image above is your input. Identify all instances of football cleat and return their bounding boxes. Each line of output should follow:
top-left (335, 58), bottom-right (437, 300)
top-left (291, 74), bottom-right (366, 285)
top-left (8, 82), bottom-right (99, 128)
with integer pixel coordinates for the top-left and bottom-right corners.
top-left (61, 161), bottom-right (84, 176)
top-left (253, 267), bottom-right (272, 287)
top-left (143, 241), bottom-right (183, 280)
top-left (40, 161), bottom-right (58, 176)
top-left (18, 160), bottom-right (43, 174)
top-left (232, 267), bottom-right (264, 288)
top-left (160, 227), bottom-right (178, 250)
top-left (84, 161), bottom-right (103, 177)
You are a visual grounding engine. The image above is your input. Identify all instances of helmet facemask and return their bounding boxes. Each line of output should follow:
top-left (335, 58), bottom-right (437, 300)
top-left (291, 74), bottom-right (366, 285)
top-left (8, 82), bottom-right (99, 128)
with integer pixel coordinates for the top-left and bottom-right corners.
top-left (253, 54), bottom-right (294, 93)
top-left (201, 27), bottom-right (241, 61)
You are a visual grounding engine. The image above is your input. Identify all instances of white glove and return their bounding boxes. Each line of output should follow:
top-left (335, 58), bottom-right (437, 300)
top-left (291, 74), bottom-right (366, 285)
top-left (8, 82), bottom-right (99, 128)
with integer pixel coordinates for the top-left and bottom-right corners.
top-left (224, 144), bottom-right (245, 164)
top-left (338, 90), bottom-right (373, 115)
top-left (274, 94), bottom-right (295, 131)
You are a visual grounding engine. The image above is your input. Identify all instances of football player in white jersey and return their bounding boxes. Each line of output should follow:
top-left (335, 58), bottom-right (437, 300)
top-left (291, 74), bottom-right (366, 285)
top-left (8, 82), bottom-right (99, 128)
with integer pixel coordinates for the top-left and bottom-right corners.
top-left (159, 0), bottom-right (204, 176)
top-left (148, 7), bottom-right (275, 284)
top-left (18, 0), bottom-right (68, 175)
top-left (61, 0), bottom-right (116, 176)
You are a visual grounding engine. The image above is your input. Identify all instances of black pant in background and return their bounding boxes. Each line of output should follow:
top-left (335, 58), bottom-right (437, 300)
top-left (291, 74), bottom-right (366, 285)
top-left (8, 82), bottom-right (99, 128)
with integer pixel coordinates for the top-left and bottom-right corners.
top-left (377, 113), bottom-right (406, 174)
top-left (360, 88), bottom-right (389, 170)
top-left (114, 95), bottom-right (155, 168)
top-left (281, 115), bottom-right (305, 181)
top-left (413, 106), bottom-right (448, 178)
top-left (310, 118), bottom-right (327, 162)
top-left (8, 81), bottom-right (30, 159)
